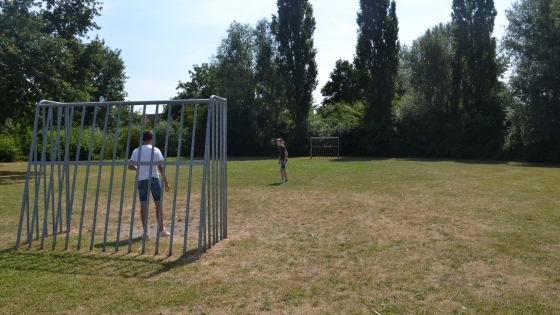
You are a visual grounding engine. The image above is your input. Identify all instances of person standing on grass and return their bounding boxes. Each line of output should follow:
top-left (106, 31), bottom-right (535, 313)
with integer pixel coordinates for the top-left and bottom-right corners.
top-left (128, 130), bottom-right (171, 238)
top-left (276, 138), bottom-right (288, 183)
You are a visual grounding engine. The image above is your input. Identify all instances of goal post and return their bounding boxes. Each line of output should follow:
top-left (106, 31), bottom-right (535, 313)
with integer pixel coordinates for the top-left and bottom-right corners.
top-left (16, 96), bottom-right (227, 258)
top-left (310, 137), bottom-right (339, 159)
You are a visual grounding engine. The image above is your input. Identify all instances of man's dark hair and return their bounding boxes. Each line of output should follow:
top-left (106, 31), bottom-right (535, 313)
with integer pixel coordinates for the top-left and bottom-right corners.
top-left (142, 130), bottom-right (154, 142)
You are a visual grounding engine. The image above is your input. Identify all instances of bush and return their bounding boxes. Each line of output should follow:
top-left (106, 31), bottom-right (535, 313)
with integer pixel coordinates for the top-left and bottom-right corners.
top-left (0, 134), bottom-right (22, 162)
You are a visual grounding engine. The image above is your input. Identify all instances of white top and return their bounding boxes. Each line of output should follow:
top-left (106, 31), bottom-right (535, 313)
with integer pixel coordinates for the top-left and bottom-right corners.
top-left (130, 145), bottom-right (164, 180)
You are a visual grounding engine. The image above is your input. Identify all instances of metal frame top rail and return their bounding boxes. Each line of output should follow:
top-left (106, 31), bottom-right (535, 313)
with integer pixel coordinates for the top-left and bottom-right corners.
top-left (36, 98), bottom-right (226, 107)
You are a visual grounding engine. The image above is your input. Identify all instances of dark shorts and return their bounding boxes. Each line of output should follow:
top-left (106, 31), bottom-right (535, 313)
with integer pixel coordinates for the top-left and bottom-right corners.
top-left (138, 178), bottom-right (162, 203)
top-left (280, 159), bottom-right (287, 169)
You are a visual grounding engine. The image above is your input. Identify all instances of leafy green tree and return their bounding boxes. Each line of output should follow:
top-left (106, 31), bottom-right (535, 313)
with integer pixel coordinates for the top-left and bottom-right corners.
top-left (321, 59), bottom-right (360, 106)
top-left (354, 0), bottom-right (399, 154)
top-left (451, 0), bottom-right (498, 116)
top-left (214, 21), bottom-right (260, 155)
top-left (271, 0), bottom-right (318, 155)
top-left (0, 0), bottom-right (126, 132)
top-left (450, 0), bottom-right (504, 159)
top-left (253, 18), bottom-right (286, 150)
top-left (502, 0), bottom-right (560, 162)
top-left (396, 23), bottom-right (457, 157)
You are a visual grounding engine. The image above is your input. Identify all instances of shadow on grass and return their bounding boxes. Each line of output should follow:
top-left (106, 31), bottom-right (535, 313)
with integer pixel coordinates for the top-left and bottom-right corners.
top-left (269, 182), bottom-right (284, 186)
top-left (0, 170), bottom-right (28, 185)
top-left (0, 243), bottom-right (198, 279)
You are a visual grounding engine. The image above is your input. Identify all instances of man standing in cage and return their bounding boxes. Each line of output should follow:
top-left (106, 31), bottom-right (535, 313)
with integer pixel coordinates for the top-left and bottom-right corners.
top-left (128, 130), bottom-right (171, 238)
top-left (276, 138), bottom-right (289, 184)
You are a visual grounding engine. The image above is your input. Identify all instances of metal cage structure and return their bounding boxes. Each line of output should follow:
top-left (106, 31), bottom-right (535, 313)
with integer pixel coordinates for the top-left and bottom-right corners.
top-left (16, 96), bottom-right (227, 258)
top-left (310, 137), bottom-right (339, 159)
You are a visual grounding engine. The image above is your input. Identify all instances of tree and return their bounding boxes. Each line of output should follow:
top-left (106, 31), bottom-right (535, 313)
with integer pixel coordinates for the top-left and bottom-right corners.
top-left (214, 21), bottom-right (260, 155)
top-left (253, 18), bottom-right (285, 150)
top-left (451, 0), bottom-right (499, 116)
top-left (320, 59), bottom-right (360, 106)
top-left (396, 23), bottom-right (457, 157)
top-left (502, 0), bottom-right (560, 162)
top-left (271, 0), bottom-right (318, 155)
top-left (450, 0), bottom-right (505, 159)
top-left (354, 0), bottom-right (399, 154)
top-left (0, 0), bottom-right (126, 131)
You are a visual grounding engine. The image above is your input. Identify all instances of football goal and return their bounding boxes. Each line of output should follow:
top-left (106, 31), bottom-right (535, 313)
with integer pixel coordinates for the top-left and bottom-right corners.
top-left (16, 96), bottom-right (227, 258)
top-left (310, 137), bottom-right (339, 159)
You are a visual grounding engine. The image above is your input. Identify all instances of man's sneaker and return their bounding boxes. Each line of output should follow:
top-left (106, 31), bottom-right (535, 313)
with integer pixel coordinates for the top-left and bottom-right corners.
top-left (142, 232), bottom-right (150, 239)
top-left (278, 180), bottom-right (284, 184)
top-left (284, 179), bottom-right (288, 183)
top-left (159, 228), bottom-right (171, 236)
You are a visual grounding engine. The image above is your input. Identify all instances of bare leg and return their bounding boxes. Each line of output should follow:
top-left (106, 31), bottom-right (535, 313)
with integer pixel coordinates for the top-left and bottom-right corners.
top-left (154, 201), bottom-right (164, 231)
top-left (140, 202), bottom-right (147, 231)
top-left (281, 169), bottom-right (288, 181)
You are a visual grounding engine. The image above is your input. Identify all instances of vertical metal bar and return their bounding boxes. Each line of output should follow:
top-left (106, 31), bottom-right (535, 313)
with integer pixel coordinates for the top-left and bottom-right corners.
top-left (128, 105), bottom-right (146, 252)
top-left (152, 103), bottom-right (162, 255)
top-left (222, 100), bottom-right (227, 239)
top-left (77, 105), bottom-right (99, 250)
top-left (170, 103), bottom-right (183, 256)
top-left (212, 99), bottom-right (217, 245)
top-left (64, 107), bottom-right (74, 234)
top-left (183, 104), bottom-right (198, 257)
top-left (41, 107), bottom-right (56, 249)
top-left (198, 101), bottom-right (213, 258)
top-left (160, 105), bottom-right (172, 255)
top-left (28, 111), bottom-right (47, 247)
top-left (16, 102), bottom-right (41, 247)
top-left (117, 105), bottom-right (134, 252)
top-left (129, 104), bottom-right (147, 253)
top-left (52, 106), bottom-right (66, 249)
top-left (65, 106), bottom-right (87, 250)
top-left (102, 104), bottom-right (123, 252)
top-left (90, 105), bottom-right (111, 250)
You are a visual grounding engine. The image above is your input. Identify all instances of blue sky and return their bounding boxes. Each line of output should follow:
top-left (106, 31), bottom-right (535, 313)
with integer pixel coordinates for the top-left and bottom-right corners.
top-left (89, 0), bottom-right (513, 109)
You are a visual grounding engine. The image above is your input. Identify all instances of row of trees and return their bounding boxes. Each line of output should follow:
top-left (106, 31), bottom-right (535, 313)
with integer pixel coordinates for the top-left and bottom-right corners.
top-left (174, 0), bottom-right (559, 161)
top-left (1, 0), bottom-right (559, 163)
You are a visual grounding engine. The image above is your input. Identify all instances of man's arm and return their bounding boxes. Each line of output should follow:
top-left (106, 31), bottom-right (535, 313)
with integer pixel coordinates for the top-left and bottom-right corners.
top-left (128, 159), bottom-right (137, 171)
top-left (157, 164), bottom-right (170, 192)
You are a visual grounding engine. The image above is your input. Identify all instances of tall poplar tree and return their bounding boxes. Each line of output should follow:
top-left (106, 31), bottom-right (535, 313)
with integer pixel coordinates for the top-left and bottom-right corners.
top-left (451, 0), bottom-right (504, 158)
top-left (451, 0), bottom-right (498, 116)
top-left (354, 0), bottom-right (399, 128)
top-left (271, 0), bottom-right (318, 155)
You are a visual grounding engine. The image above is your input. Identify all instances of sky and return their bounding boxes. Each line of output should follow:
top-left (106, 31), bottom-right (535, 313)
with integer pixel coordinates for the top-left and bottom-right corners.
top-left (89, 0), bottom-right (514, 112)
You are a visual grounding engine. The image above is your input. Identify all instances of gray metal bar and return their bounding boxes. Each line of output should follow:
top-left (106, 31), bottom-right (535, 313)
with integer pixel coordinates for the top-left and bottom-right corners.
top-left (130, 104), bottom-right (148, 253)
top-left (102, 104), bottom-right (123, 252)
top-left (198, 101), bottom-right (213, 258)
top-left (90, 106), bottom-right (111, 250)
top-left (16, 101), bottom-right (41, 247)
top-left (77, 105), bottom-right (99, 250)
top-left (169, 103), bottom-right (181, 256)
top-left (52, 106), bottom-right (67, 249)
top-left (183, 104), bottom-right (199, 257)
top-left (65, 106), bottom-right (87, 250)
top-left (116, 104), bottom-right (135, 252)
top-left (152, 103), bottom-right (161, 255)
top-left (38, 99), bottom-right (213, 107)
top-left (41, 107), bottom-right (56, 249)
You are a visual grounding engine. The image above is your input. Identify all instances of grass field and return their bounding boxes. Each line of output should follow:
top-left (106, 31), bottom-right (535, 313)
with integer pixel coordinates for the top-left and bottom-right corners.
top-left (1, 157), bottom-right (560, 314)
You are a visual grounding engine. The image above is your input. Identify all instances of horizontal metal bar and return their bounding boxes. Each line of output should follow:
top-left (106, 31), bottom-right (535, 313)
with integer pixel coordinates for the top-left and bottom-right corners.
top-left (37, 96), bottom-right (227, 108)
top-left (28, 161), bottom-right (206, 167)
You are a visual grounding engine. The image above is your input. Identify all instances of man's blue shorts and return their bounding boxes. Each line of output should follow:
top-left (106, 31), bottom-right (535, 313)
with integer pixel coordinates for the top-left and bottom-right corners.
top-left (280, 159), bottom-right (287, 169)
top-left (137, 178), bottom-right (162, 203)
